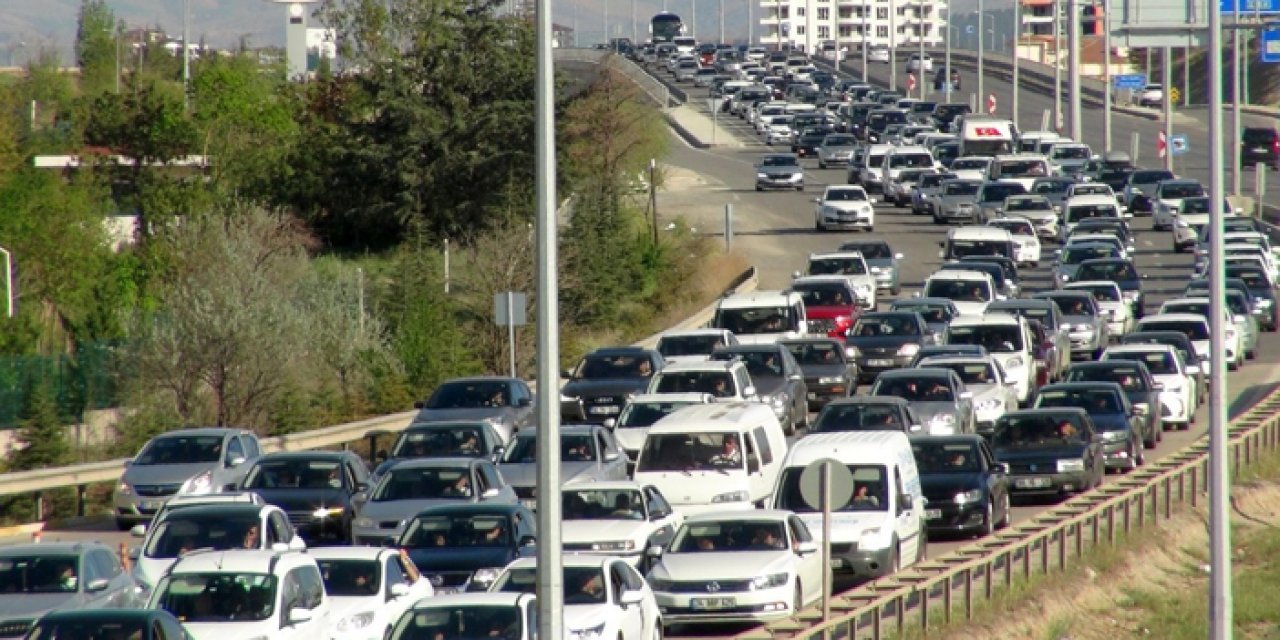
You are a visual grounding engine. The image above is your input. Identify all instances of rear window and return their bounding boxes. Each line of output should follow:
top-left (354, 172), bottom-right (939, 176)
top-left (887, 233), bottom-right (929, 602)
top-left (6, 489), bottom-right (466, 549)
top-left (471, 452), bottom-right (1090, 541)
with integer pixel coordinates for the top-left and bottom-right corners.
top-left (1243, 128), bottom-right (1278, 144)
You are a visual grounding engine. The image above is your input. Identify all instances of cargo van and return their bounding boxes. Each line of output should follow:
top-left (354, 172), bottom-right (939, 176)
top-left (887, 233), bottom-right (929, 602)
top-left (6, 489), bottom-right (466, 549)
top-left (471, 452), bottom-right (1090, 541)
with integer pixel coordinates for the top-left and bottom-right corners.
top-left (939, 226), bottom-right (1016, 262)
top-left (958, 116), bottom-right (1016, 158)
top-left (634, 403), bottom-right (789, 516)
top-left (771, 431), bottom-right (925, 578)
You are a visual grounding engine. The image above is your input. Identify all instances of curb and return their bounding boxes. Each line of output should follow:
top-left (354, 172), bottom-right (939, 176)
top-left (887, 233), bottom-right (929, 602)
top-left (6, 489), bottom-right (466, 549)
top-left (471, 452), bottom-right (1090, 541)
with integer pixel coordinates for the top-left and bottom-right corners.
top-left (665, 112), bottom-right (711, 150)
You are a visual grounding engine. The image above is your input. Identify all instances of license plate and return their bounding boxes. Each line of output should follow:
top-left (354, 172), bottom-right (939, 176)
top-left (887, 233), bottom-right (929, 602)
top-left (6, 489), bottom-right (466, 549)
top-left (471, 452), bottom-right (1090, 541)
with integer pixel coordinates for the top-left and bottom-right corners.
top-left (691, 597), bottom-right (736, 610)
top-left (868, 359), bottom-right (895, 367)
top-left (521, 499), bottom-right (537, 510)
top-left (807, 392), bottom-right (817, 400)
top-left (435, 587), bottom-right (461, 595)
top-left (141, 500), bottom-right (162, 510)
top-left (588, 406), bottom-right (618, 415)
top-left (829, 558), bottom-right (844, 568)
top-left (924, 509), bottom-right (942, 520)
top-left (1015, 477), bottom-right (1051, 489)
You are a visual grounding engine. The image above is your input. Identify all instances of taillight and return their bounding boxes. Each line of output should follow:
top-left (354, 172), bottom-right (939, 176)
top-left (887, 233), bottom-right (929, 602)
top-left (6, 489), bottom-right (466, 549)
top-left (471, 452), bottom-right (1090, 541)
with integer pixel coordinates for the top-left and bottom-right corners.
top-left (1271, 137), bottom-right (1278, 153)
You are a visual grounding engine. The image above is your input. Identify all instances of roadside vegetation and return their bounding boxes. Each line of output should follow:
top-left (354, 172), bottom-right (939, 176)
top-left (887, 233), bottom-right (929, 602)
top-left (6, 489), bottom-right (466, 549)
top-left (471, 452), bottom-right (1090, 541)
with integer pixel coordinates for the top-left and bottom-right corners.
top-left (0, 0), bottom-right (725, 519)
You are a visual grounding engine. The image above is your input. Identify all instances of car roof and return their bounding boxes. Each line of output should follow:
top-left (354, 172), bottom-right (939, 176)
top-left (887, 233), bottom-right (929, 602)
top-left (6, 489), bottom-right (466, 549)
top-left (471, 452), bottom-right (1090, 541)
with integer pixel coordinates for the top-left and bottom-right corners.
top-left (718, 290), bottom-right (797, 308)
top-left (927, 269), bottom-right (992, 281)
top-left (875, 367), bottom-right (953, 380)
top-left (1039, 381), bottom-right (1125, 393)
top-left (908, 433), bottom-right (987, 446)
top-left (1104, 344), bottom-right (1176, 355)
top-left (822, 395), bottom-right (910, 408)
top-left (561, 479), bottom-right (649, 491)
top-left (438, 376), bottom-right (522, 385)
top-left (307, 546), bottom-right (394, 562)
top-left (792, 275), bottom-right (857, 287)
top-left (153, 427), bottom-right (247, 438)
top-left (647, 403), bottom-right (778, 433)
top-left (513, 424), bottom-right (598, 438)
top-left (660, 328), bottom-right (730, 338)
top-left (684, 509), bottom-right (793, 524)
top-left (1139, 313), bottom-right (1210, 324)
top-left (1000, 407), bottom-right (1090, 420)
top-left (628, 392), bottom-right (715, 404)
top-left (948, 313), bottom-right (1022, 327)
top-left (410, 592), bottom-right (535, 610)
top-left (0, 542), bottom-right (107, 555)
top-left (891, 297), bottom-right (955, 307)
top-left (256, 450), bottom-right (350, 462)
top-left (786, 431), bottom-right (911, 465)
top-left (657, 359), bottom-right (740, 374)
top-left (409, 503), bottom-right (528, 517)
top-left (1065, 280), bottom-right (1122, 291)
top-left (169, 549), bottom-right (307, 574)
top-left (384, 457), bottom-right (479, 469)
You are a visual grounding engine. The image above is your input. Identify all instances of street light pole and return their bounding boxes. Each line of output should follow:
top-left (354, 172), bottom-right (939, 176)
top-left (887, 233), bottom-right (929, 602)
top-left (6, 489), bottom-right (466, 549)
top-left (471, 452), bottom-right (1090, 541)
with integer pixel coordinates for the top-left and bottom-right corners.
top-left (918, 2), bottom-right (926, 100)
top-left (1012, 0), bottom-right (1020, 125)
top-left (182, 0), bottom-right (190, 111)
top-left (862, 0), bottom-right (869, 81)
top-left (1232, 26), bottom-right (1243, 194)
top-left (976, 1), bottom-right (984, 106)
top-left (946, 25), bottom-right (956, 101)
top-left (1067, 0), bottom-right (1081, 140)
top-left (1053, 0), bottom-right (1062, 131)
top-left (889, 1), bottom-right (897, 91)
top-left (1103, 3), bottom-right (1112, 151)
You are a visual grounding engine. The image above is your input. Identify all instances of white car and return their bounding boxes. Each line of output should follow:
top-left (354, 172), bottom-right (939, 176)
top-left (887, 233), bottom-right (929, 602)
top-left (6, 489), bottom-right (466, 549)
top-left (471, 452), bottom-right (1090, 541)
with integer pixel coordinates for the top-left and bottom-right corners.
top-left (764, 116), bottom-right (794, 145)
top-left (797, 251), bottom-right (878, 308)
top-left (1136, 83), bottom-right (1164, 107)
top-left (1101, 344), bottom-right (1198, 429)
top-left (390, 592), bottom-right (536, 639)
top-left (1065, 281), bottom-right (1134, 337)
top-left (491, 555), bottom-right (663, 640)
top-left (148, 549), bottom-right (332, 640)
top-left (906, 53), bottom-right (934, 73)
top-left (560, 481), bottom-right (685, 568)
top-left (656, 328), bottom-right (738, 365)
top-left (1136, 313), bottom-right (1235, 372)
top-left (1158, 299), bottom-right (1251, 366)
top-left (988, 217), bottom-right (1042, 267)
top-left (609, 394), bottom-right (716, 462)
top-left (868, 45), bottom-right (891, 63)
top-left (915, 355), bottom-right (1018, 432)
top-left (813, 185), bottom-right (877, 232)
top-left (948, 156), bottom-right (993, 182)
top-left (1150, 179), bottom-right (1206, 231)
top-left (646, 510), bottom-right (823, 626)
top-left (942, 313), bottom-right (1035, 404)
top-left (312, 546), bottom-right (434, 640)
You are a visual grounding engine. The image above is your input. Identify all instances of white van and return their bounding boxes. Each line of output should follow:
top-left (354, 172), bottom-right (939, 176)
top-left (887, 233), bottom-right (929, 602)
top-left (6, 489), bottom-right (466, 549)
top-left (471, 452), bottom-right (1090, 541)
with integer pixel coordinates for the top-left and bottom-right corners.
top-left (882, 145), bottom-right (938, 185)
top-left (634, 403), bottom-right (789, 516)
top-left (711, 290), bottom-right (809, 344)
top-left (939, 226), bottom-right (1016, 262)
top-left (770, 431), bottom-right (925, 578)
top-left (989, 154), bottom-right (1054, 190)
top-left (958, 116), bottom-right (1016, 158)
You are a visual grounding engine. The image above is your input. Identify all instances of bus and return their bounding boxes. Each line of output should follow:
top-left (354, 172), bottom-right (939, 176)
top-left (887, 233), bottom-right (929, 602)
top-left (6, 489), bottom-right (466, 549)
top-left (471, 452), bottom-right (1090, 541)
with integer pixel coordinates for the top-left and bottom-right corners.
top-left (650, 12), bottom-right (684, 43)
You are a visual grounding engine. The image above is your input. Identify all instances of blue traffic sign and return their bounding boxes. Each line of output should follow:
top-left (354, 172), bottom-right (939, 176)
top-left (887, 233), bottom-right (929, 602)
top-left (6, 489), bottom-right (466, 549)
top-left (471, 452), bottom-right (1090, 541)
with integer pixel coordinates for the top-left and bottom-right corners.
top-left (1112, 74), bottom-right (1148, 90)
top-left (1264, 29), bottom-right (1280, 62)
top-left (1170, 134), bottom-right (1190, 156)
top-left (966, 25), bottom-right (975, 35)
top-left (1221, 0), bottom-right (1280, 14)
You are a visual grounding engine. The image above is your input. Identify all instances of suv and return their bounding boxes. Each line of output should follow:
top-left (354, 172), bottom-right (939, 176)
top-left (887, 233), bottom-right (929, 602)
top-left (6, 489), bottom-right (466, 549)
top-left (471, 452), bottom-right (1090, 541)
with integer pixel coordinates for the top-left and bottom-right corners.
top-left (944, 313), bottom-right (1036, 404)
top-left (647, 359), bottom-right (759, 402)
top-left (711, 290), bottom-right (809, 344)
top-left (113, 428), bottom-right (262, 531)
top-left (1241, 127), bottom-right (1280, 169)
top-left (148, 549), bottom-right (332, 639)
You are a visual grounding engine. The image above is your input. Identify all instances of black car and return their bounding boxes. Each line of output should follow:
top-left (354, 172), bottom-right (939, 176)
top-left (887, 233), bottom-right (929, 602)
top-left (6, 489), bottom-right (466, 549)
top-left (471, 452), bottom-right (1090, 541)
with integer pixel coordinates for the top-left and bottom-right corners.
top-left (1220, 267), bottom-right (1279, 331)
top-left (911, 434), bottom-right (1011, 537)
top-left (889, 298), bottom-right (961, 337)
top-left (397, 503), bottom-right (537, 593)
top-left (780, 338), bottom-right (859, 410)
top-left (792, 130), bottom-right (829, 158)
top-left (1062, 361), bottom-right (1162, 448)
top-left (810, 396), bottom-right (921, 433)
top-left (560, 347), bottom-right (665, 424)
top-left (26, 609), bottom-right (190, 640)
top-left (238, 451), bottom-right (370, 544)
top-left (709, 344), bottom-right (808, 434)
top-left (1074, 258), bottom-right (1144, 318)
top-left (1241, 127), bottom-right (1279, 169)
top-left (845, 312), bottom-right (938, 383)
top-left (1033, 382), bottom-right (1145, 471)
top-left (990, 408), bottom-right (1105, 499)
top-left (374, 422), bottom-right (507, 475)
top-left (412, 377), bottom-right (536, 441)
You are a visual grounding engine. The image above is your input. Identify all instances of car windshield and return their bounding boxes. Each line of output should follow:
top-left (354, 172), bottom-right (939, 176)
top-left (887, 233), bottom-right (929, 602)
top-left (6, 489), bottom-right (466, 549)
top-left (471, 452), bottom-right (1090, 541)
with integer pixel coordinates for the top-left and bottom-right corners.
top-left (243, 459), bottom-right (345, 490)
top-left (1164, 302), bottom-right (1211, 317)
top-left (1161, 183), bottom-right (1204, 198)
top-left (1036, 389), bottom-right (1123, 416)
top-left (1133, 170), bottom-right (1175, 183)
top-left (1052, 146), bottom-right (1091, 159)
top-left (948, 240), bottom-right (1011, 258)
top-left (927, 361), bottom-right (999, 385)
top-left (873, 376), bottom-right (954, 401)
top-left (397, 604), bottom-right (527, 639)
top-left (1061, 245), bottom-right (1117, 263)
top-left (1077, 261), bottom-right (1137, 281)
top-left (1066, 204), bottom-right (1118, 220)
top-left (891, 303), bottom-right (953, 323)
top-left (636, 432), bottom-right (745, 472)
top-left (996, 161), bottom-right (1048, 178)
top-left (317, 559), bottom-right (381, 596)
top-left (760, 155), bottom-right (797, 167)
top-left (920, 174), bottom-right (950, 188)
top-left (981, 184), bottom-right (1028, 202)
top-left (889, 154), bottom-right (933, 168)
top-left (1107, 352), bottom-right (1177, 375)
top-left (992, 304), bottom-right (1054, 327)
top-left (1071, 284), bottom-right (1121, 302)
top-left (1005, 197), bottom-right (1050, 211)
top-left (809, 258), bottom-right (868, 275)
top-left (1243, 129), bottom-right (1278, 144)
top-left (134, 435), bottom-right (223, 465)
top-left (391, 427), bottom-right (489, 460)
top-left (951, 159), bottom-right (988, 170)
top-left (793, 283), bottom-right (853, 307)
top-left (850, 315), bottom-right (921, 337)
top-left (824, 136), bottom-right (856, 146)
top-left (714, 306), bottom-right (798, 335)
top-left (403, 514), bottom-right (512, 549)
top-left (1140, 320), bottom-right (1210, 340)
top-left (1033, 180), bottom-right (1071, 194)
top-left (153, 572), bottom-right (277, 623)
top-left (943, 182), bottom-right (980, 195)
top-left (898, 169), bottom-right (928, 183)
top-left (671, 520), bottom-right (791, 552)
top-left (144, 512), bottom-right (261, 558)
top-left (503, 434), bottom-right (595, 464)
top-left (653, 370), bottom-right (736, 397)
top-left (993, 415), bottom-right (1087, 446)
top-left (659, 334), bottom-right (725, 357)
top-left (946, 325), bottom-right (1023, 353)
top-left (711, 350), bottom-right (784, 379)
top-left (1226, 293), bottom-right (1252, 316)
top-left (27, 620), bottom-right (147, 640)
top-left (783, 341), bottom-right (844, 365)
top-left (617, 401), bottom-right (697, 428)
top-left (0, 554), bottom-right (80, 594)
top-left (777, 464), bottom-right (889, 512)
top-left (812, 403), bottom-right (905, 432)
top-left (494, 566), bottom-right (606, 605)
top-left (1043, 295), bottom-right (1095, 316)
top-left (426, 382), bottom-right (511, 409)
top-left (573, 353), bottom-right (650, 379)
top-left (562, 488), bottom-right (646, 521)
top-left (913, 442), bottom-right (982, 473)
top-left (991, 220), bottom-right (1035, 236)
top-left (924, 279), bottom-right (991, 302)
top-left (1226, 269), bottom-right (1268, 290)
top-left (371, 466), bottom-right (474, 502)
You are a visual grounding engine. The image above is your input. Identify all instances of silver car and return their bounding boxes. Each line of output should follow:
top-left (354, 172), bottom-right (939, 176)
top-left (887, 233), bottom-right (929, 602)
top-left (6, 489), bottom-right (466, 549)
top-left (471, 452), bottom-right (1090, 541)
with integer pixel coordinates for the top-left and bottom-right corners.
top-left (497, 425), bottom-right (629, 511)
top-left (912, 171), bottom-right (958, 216)
top-left (351, 457), bottom-right (517, 545)
top-left (869, 368), bottom-right (976, 435)
top-left (1002, 194), bottom-right (1060, 240)
top-left (1033, 291), bottom-right (1110, 360)
top-left (1052, 241), bottom-right (1121, 288)
top-left (930, 179), bottom-right (983, 225)
top-left (113, 427), bottom-right (262, 531)
top-left (411, 377), bottom-right (537, 443)
top-left (816, 134), bottom-right (858, 169)
top-left (0, 542), bottom-right (145, 636)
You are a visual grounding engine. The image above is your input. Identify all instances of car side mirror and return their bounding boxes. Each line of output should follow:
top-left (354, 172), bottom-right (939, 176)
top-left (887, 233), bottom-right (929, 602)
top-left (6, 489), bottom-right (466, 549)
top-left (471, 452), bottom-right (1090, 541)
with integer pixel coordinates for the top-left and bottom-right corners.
top-left (287, 608), bottom-right (314, 625)
top-left (792, 270), bottom-right (802, 279)
top-left (796, 541), bottom-right (819, 555)
top-left (1092, 434), bottom-right (1106, 444)
top-left (747, 457), bottom-right (761, 474)
top-left (85, 578), bottom-right (111, 593)
top-left (375, 450), bottom-right (389, 463)
top-left (959, 391), bottom-right (974, 400)
top-left (870, 197), bottom-right (878, 203)
top-left (389, 582), bottom-right (411, 598)
top-left (620, 589), bottom-right (646, 606)
top-left (520, 535), bottom-right (537, 547)
top-left (482, 488), bottom-right (501, 499)
top-left (226, 456), bottom-right (246, 468)
top-left (122, 458), bottom-right (133, 467)
top-left (516, 397), bottom-right (532, 407)
top-left (1187, 365), bottom-right (1201, 375)
top-left (1152, 382), bottom-right (1165, 391)
top-left (788, 374), bottom-right (802, 382)
top-left (898, 493), bottom-right (913, 513)
top-left (812, 197), bottom-right (822, 203)
top-left (649, 510), bottom-right (670, 521)
top-left (130, 524), bottom-right (147, 538)
top-left (646, 544), bottom-right (665, 558)
top-left (743, 385), bottom-right (757, 398)
top-left (605, 451), bottom-right (622, 463)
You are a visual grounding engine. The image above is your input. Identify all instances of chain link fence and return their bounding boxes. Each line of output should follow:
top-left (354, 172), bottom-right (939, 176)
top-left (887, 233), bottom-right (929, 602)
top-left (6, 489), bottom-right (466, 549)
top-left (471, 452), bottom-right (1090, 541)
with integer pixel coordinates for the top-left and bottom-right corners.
top-left (0, 342), bottom-right (120, 429)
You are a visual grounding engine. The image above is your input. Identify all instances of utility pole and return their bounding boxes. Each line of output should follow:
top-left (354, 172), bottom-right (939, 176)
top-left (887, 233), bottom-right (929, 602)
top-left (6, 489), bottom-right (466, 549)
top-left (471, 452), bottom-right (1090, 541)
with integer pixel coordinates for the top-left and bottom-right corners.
top-left (1102, 4), bottom-right (1112, 151)
top-left (889, 1), bottom-right (897, 91)
top-left (1012, 0), bottom-right (1020, 125)
top-left (976, 0), bottom-right (984, 105)
top-left (182, 0), bottom-right (190, 111)
top-left (918, 3), bottom-right (925, 99)
top-left (720, 0), bottom-right (725, 44)
top-left (1067, 0), bottom-right (1081, 140)
top-left (1232, 26), bottom-right (1243, 194)
top-left (861, 0), bottom-right (869, 81)
top-left (1163, 45), bottom-right (1173, 172)
top-left (1053, 0), bottom-right (1061, 132)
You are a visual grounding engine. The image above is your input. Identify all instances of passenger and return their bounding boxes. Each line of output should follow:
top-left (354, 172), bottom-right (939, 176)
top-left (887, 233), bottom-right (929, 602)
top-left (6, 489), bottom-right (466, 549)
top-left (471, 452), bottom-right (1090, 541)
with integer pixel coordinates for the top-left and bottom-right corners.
top-left (242, 524), bottom-right (260, 549)
top-left (709, 435), bottom-right (742, 467)
top-left (850, 485), bottom-right (880, 507)
top-left (443, 475), bottom-right (472, 498)
top-left (750, 528), bottom-right (784, 550)
top-left (636, 359), bottom-right (654, 377)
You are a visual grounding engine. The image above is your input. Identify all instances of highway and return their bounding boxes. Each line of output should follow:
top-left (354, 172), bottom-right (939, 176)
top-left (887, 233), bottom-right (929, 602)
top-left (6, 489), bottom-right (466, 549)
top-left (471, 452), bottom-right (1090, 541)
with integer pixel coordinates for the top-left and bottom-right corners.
top-left (11, 51), bottom-right (1280, 640)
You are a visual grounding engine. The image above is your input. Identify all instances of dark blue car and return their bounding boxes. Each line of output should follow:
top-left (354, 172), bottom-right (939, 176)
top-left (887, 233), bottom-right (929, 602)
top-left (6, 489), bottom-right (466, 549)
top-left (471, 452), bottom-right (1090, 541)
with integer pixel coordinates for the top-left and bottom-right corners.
top-left (396, 503), bottom-right (537, 594)
top-left (1033, 382), bottom-right (1144, 472)
top-left (910, 434), bottom-right (1011, 538)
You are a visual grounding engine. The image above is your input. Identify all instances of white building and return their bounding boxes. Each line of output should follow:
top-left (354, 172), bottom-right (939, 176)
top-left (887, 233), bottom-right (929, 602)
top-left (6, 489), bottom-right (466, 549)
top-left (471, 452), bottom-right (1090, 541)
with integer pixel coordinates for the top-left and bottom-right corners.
top-left (757, 0), bottom-right (946, 52)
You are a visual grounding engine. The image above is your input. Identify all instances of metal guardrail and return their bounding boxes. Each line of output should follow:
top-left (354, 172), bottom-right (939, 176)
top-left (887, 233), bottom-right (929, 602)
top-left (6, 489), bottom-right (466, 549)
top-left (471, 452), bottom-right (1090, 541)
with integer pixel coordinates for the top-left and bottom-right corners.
top-left (554, 48), bottom-right (676, 107)
top-left (737, 385), bottom-right (1280, 639)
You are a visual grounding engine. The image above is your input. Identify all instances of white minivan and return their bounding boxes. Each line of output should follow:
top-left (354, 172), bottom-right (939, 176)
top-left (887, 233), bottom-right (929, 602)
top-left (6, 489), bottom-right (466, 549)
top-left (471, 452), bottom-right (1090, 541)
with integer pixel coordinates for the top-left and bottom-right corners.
top-left (770, 431), bottom-right (925, 579)
top-left (633, 403), bottom-right (789, 517)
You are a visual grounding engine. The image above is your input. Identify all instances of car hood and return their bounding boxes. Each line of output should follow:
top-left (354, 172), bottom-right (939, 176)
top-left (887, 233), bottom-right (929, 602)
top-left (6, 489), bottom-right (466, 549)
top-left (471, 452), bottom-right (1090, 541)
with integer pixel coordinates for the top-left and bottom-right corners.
top-left (968, 383), bottom-right (1006, 403)
top-left (562, 379), bottom-right (650, 398)
top-left (950, 170), bottom-right (987, 181)
top-left (846, 335), bottom-right (921, 350)
top-left (413, 407), bottom-right (509, 423)
top-left (1061, 313), bottom-right (1100, 327)
top-left (805, 305), bottom-right (856, 320)
top-left (357, 498), bottom-right (469, 522)
top-left (994, 445), bottom-right (1089, 463)
top-left (951, 300), bottom-right (992, 316)
top-left (793, 511), bottom-right (887, 543)
top-left (822, 146), bottom-right (856, 155)
top-left (799, 363), bottom-right (849, 379)
top-left (761, 165), bottom-right (802, 173)
top-left (0, 593), bottom-right (79, 619)
top-left (565, 604), bottom-right (616, 632)
top-left (407, 545), bottom-right (518, 572)
top-left (122, 462), bottom-right (216, 486)
top-left (1090, 413), bottom-right (1132, 432)
top-left (751, 375), bottom-right (786, 396)
top-left (498, 462), bottom-right (600, 488)
top-left (252, 488), bottom-right (349, 512)
top-left (821, 200), bottom-right (873, 212)
top-left (562, 519), bottom-right (650, 545)
top-left (656, 551), bottom-right (792, 581)
top-left (328, 595), bottom-right (381, 620)
top-left (920, 473), bottom-right (984, 500)
top-left (911, 402), bottom-right (963, 423)
top-left (936, 194), bottom-right (979, 206)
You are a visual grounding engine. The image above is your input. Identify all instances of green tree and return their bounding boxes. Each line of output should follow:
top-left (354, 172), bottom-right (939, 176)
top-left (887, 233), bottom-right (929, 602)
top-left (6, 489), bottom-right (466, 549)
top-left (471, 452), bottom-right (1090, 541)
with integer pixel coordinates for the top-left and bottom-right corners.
top-left (7, 380), bottom-right (72, 470)
top-left (75, 0), bottom-right (118, 95)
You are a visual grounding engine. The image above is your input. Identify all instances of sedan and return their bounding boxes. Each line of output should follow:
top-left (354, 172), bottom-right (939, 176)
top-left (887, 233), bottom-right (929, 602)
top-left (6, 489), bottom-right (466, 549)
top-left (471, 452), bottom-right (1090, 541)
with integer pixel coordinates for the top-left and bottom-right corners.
top-left (0, 543), bottom-right (144, 637)
top-left (809, 396), bottom-right (922, 434)
top-left (313, 546), bottom-right (434, 640)
top-left (845, 312), bottom-right (938, 383)
top-left (1033, 382), bottom-right (1145, 471)
top-left (990, 408), bottom-right (1105, 498)
top-left (373, 421), bottom-right (508, 476)
top-left (916, 355), bottom-right (1019, 436)
top-left (780, 338), bottom-right (858, 410)
top-left (988, 216), bottom-right (1042, 267)
top-left (23, 610), bottom-right (189, 640)
top-left (1064, 280), bottom-right (1134, 338)
top-left (645, 510), bottom-right (824, 626)
top-left (816, 133), bottom-right (858, 168)
top-left (352, 458), bottom-right (518, 545)
top-left (710, 344), bottom-right (809, 434)
top-left (561, 482), bottom-right (684, 568)
top-left (838, 239), bottom-right (904, 295)
top-left (986, 298), bottom-right (1072, 383)
top-left (411, 377), bottom-right (536, 442)
top-left (238, 451), bottom-right (371, 544)
top-left (493, 556), bottom-right (663, 640)
top-left (869, 367), bottom-right (976, 435)
top-left (1073, 258), bottom-right (1145, 318)
top-left (813, 184), bottom-right (876, 232)
top-left (560, 347), bottom-right (666, 424)
top-left (1032, 291), bottom-right (1110, 360)
top-left (1101, 345), bottom-right (1198, 431)
top-left (911, 434), bottom-right (1011, 537)
top-left (889, 297), bottom-right (961, 337)
top-left (930, 179), bottom-right (983, 225)
top-left (498, 426), bottom-right (629, 510)
top-left (756, 153), bottom-right (805, 191)
top-left (388, 592), bottom-right (536, 640)
top-left (1052, 242), bottom-right (1120, 288)
top-left (1063, 360), bottom-right (1164, 445)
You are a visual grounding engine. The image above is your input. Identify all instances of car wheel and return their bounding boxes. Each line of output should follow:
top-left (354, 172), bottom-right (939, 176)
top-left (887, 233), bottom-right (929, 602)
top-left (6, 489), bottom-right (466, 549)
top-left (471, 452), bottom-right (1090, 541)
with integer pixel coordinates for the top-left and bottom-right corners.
top-left (980, 500), bottom-right (995, 537)
top-left (796, 185), bottom-right (805, 192)
top-left (998, 492), bottom-right (1012, 528)
top-left (755, 186), bottom-right (763, 192)
top-left (867, 226), bottom-right (874, 232)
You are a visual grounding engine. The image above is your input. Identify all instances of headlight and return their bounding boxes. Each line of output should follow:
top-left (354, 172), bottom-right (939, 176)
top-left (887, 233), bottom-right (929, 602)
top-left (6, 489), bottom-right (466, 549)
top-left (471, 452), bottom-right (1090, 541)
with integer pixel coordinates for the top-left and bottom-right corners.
top-left (845, 345), bottom-right (861, 358)
top-left (1102, 430), bottom-right (1125, 442)
top-left (929, 414), bottom-right (956, 426)
top-left (818, 376), bottom-right (844, 384)
top-left (757, 172), bottom-right (768, 179)
top-left (869, 266), bottom-right (882, 273)
top-left (1255, 298), bottom-right (1273, 308)
top-left (1057, 458), bottom-right (1086, 472)
top-left (116, 482), bottom-right (132, 496)
top-left (954, 489), bottom-right (983, 504)
top-left (591, 540), bottom-right (636, 551)
top-left (570, 622), bottom-right (608, 640)
top-left (181, 471), bottom-right (214, 495)
top-left (975, 399), bottom-right (1002, 412)
top-left (712, 490), bottom-right (750, 503)
top-left (792, 172), bottom-right (804, 180)
top-left (336, 611), bottom-right (376, 632)
top-left (470, 567), bottom-right (504, 587)
top-left (896, 343), bottom-right (920, 356)
top-left (770, 393), bottom-right (790, 408)
top-left (1073, 323), bottom-right (1094, 332)
top-left (355, 517), bottom-right (375, 529)
top-left (312, 507), bottom-right (344, 519)
top-left (750, 573), bottom-right (790, 590)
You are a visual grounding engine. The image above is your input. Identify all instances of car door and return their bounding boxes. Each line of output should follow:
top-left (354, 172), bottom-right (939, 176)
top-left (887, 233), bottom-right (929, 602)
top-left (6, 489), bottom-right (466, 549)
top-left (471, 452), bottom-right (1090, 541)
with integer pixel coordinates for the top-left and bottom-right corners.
top-left (382, 553), bottom-right (416, 622)
top-left (979, 442), bottom-right (1008, 519)
top-left (511, 382), bottom-right (535, 430)
top-left (743, 430), bottom-right (770, 499)
top-left (617, 561), bottom-right (658, 638)
top-left (269, 510), bottom-right (305, 550)
top-left (642, 486), bottom-right (679, 546)
top-left (608, 560), bottom-right (645, 639)
top-left (780, 350), bottom-right (808, 420)
top-left (281, 565), bottom-right (328, 640)
top-left (892, 466), bottom-right (921, 564)
top-left (786, 516), bottom-right (823, 604)
top-left (596, 429), bottom-right (627, 480)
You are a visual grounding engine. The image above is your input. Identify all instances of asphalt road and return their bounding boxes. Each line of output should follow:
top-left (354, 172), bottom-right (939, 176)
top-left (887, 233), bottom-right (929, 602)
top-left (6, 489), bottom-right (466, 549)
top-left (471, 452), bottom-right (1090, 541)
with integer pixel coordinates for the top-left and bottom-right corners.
top-left (15, 57), bottom-right (1280, 640)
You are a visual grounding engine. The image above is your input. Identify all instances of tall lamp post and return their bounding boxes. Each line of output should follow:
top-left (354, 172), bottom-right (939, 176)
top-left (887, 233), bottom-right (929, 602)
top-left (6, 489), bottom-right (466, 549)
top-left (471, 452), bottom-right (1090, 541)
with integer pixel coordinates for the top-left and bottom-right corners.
top-left (1011, 0), bottom-right (1020, 126)
top-left (946, 25), bottom-right (959, 101)
top-left (976, 3), bottom-right (984, 107)
top-left (861, 0), bottom-right (870, 81)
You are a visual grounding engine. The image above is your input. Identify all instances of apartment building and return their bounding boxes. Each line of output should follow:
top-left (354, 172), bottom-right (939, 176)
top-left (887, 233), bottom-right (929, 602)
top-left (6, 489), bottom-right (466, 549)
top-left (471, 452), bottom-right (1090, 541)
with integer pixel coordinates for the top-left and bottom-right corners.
top-left (757, 0), bottom-right (947, 52)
